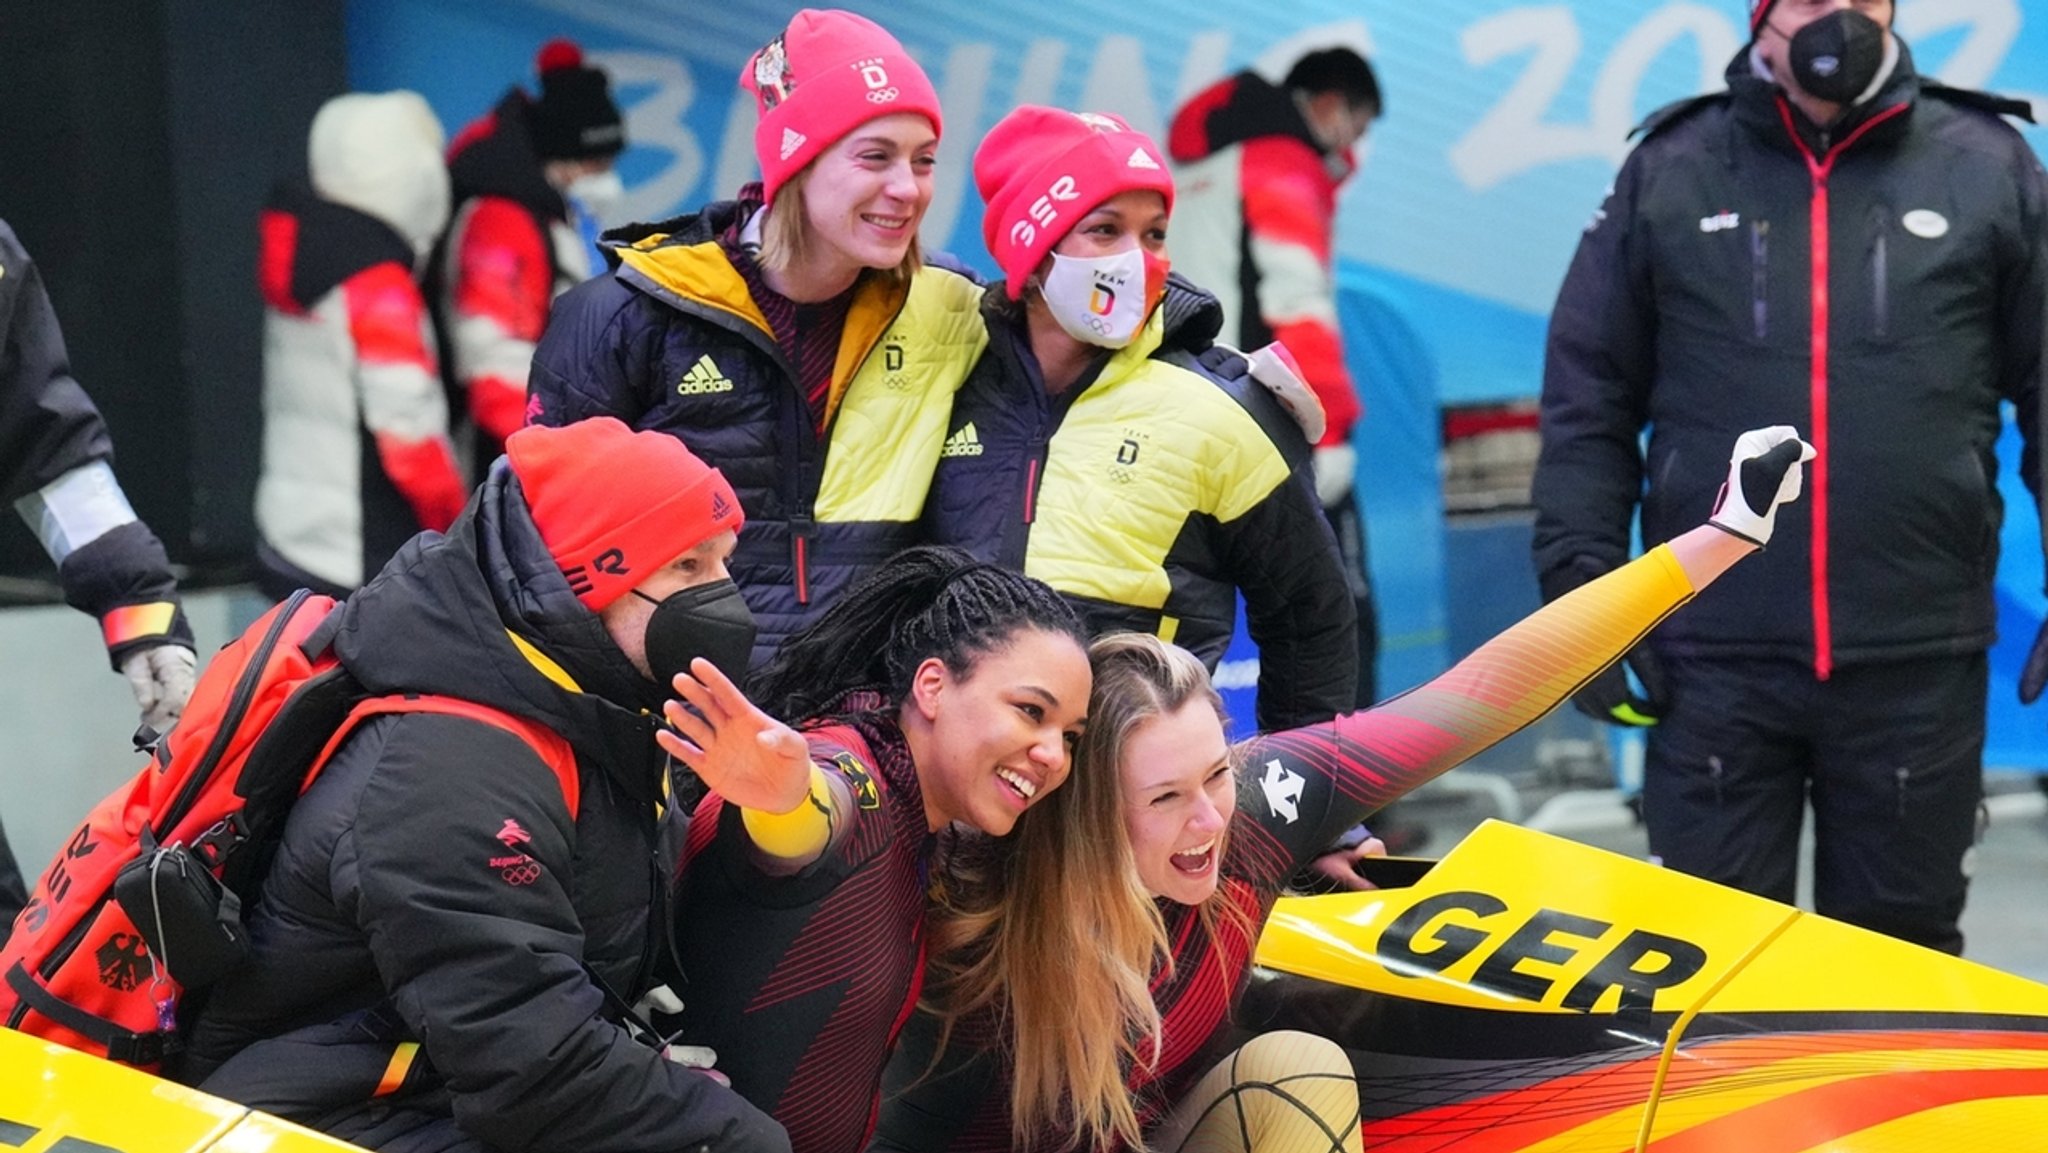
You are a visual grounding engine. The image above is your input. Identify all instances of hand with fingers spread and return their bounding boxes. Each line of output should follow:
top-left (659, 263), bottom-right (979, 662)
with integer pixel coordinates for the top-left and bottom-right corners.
top-left (658, 657), bottom-right (814, 814)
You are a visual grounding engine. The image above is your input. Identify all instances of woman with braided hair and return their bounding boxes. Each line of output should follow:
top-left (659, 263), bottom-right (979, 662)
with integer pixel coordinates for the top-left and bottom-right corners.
top-left (655, 546), bottom-right (1139, 1153)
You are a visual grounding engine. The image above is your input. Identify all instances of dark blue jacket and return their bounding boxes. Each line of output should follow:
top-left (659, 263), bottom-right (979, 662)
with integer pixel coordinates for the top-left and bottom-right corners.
top-left (1533, 46), bottom-right (2048, 672)
top-left (528, 200), bottom-right (987, 668)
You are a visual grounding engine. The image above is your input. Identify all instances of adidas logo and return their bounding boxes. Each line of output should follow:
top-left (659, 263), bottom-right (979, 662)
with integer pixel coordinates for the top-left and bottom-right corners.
top-left (940, 422), bottom-right (984, 458)
top-left (1127, 147), bottom-right (1160, 170)
top-left (676, 354), bottom-right (736, 395)
top-left (711, 490), bottom-right (734, 521)
top-left (780, 127), bottom-right (808, 160)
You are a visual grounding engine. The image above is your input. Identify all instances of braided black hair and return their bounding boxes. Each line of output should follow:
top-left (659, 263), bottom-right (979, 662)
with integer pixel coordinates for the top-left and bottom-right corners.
top-left (749, 546), bottom-right (1088, 723)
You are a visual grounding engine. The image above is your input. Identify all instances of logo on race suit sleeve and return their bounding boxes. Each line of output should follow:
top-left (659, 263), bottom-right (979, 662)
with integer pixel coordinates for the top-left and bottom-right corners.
top-left (1259, 759), bottom-right (1305, 824)
top-left (833, 751), bottom-right (882, 810)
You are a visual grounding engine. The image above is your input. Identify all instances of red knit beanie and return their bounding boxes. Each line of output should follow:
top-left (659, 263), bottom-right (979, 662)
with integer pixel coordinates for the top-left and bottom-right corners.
top-left (1751, 0), bottom-right (1778, 32)
top-left (741, 9), bottom-right (943, 207)
top-left (973, 107), bottom-right (1176, 299)
top-left (506, 418), bottom-right (744, 611)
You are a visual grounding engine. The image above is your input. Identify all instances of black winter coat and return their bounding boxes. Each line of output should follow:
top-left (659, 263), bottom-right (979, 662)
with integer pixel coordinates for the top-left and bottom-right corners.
top-left (1532, 45), bottom-right (2048, 673)
top-left (182, 462), bottom-right (788, 1153)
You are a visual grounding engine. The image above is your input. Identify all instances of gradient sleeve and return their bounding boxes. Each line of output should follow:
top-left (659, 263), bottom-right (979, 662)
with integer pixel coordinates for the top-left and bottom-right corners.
top-left (1228, 544), bottom-right (1695, 884)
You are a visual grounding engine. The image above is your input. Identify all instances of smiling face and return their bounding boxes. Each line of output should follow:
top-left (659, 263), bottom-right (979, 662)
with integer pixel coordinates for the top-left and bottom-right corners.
top-left (910, 627), bottom-right (1091, 836)
top-left (596, 530), bottom-right (739, 679)
top-left (1119, 699), bottom-right (1236, 905)
top-left (797, 112), bottom-right (937, 281)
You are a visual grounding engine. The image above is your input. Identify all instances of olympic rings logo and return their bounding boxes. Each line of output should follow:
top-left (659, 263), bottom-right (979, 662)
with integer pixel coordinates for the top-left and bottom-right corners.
top-left (502, 862), bottom-right (542, 886)
top-left (866, 87), bottom-right (900, 103)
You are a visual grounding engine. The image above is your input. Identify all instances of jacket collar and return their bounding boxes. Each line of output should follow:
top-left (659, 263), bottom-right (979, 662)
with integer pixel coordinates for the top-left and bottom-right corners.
top-left (1726, 37), bottom-right (1920, 160)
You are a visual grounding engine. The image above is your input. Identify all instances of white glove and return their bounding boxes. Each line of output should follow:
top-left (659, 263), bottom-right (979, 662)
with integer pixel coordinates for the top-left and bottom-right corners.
top-left (121, 643), bottom-right (198, 733)
top-left (628, 985), bottom-right (728, 1082)
top-left (1313, 444), bottom-right (1357, 508)
top-left (1708, 426), bottom-right (1816, 547)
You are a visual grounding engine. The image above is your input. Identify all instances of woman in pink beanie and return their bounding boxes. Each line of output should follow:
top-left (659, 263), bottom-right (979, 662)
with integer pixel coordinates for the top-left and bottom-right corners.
top-left (527, 9), bottom-right (988, 674)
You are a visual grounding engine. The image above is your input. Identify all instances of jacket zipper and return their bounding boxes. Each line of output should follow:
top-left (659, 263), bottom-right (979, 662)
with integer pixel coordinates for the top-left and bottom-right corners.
top-left (1750, 220), bottom-right (1771, 341)
top-left (1870, 206), bottom-right (1890, 339)
top-left (1776, 96), bottom-right (1911, 682)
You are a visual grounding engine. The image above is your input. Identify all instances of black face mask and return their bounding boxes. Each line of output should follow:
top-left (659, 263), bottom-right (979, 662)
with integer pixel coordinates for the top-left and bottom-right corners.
top-left (634, 580), bottom-right (757, 690)
top-left (1784, 9), bottom-right (1887, 106)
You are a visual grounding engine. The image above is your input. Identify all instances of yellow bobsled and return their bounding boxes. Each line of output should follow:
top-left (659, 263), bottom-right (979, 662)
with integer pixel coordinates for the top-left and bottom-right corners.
top-left (10, 819), bottom-right (2048, 1152)
top-left (0, 1026), bottom-right (362, 1153)
top-left (1244, 819), bottom-right (2048, 1152)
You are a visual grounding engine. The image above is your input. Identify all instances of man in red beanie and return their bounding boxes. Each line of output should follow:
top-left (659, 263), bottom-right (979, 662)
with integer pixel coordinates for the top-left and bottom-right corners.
top-left (181, 418), bottom-right (789, 1153)
top-left (433, 38), bottom-right (628, 484)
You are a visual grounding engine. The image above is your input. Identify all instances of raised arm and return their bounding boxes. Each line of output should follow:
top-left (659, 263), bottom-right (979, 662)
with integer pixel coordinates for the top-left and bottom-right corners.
top-left (1233, 429), bottom-right (1812, 868)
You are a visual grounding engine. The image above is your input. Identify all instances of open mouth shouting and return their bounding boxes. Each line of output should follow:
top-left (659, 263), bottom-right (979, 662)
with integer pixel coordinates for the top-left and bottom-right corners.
top-left (1170, 839), bottom-right (1217, 876)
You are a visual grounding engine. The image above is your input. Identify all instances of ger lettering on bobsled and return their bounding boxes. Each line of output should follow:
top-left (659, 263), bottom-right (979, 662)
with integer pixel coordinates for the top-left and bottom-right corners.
top-left (1237, 819), bottom-right (2048, 1152)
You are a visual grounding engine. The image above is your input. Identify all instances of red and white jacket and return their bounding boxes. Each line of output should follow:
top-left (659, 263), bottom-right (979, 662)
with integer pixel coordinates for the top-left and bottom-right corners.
top-left (1168, 71), bottom-right (1360, 446)
top-left (256, 183), bottom-right (466, 594)
top-left (438, 92), bottom-right (594, 456)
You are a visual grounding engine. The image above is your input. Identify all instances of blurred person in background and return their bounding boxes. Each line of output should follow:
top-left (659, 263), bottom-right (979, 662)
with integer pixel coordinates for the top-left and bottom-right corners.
top-left (1, 217), bottom-right (197, 936)
top-left (923, 106), bottom-right (1356, 735)
top-left (434, 38), bottom-right (626, 478)
top-left (1532, 0), bottom-right (2047, 955)
top-left (1168, 46), bottom-right (1384, 711)
top-left (529, 8), bottom-right (986, 671)
top-left (254, 90), bottom-right (467, 603)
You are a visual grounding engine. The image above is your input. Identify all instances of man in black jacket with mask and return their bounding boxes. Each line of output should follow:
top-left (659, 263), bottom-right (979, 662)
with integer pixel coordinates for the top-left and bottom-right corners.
top-left (182, 417), bottom-right (786, 1153)
top-left (1532, 0), bottom-right (2048, 954)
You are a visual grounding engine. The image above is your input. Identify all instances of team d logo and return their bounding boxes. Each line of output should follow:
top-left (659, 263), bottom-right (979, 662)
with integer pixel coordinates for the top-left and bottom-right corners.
top-left (856, 56), bottom-right (898, 103)
top-left (1088, 282), bottom-right (1117, 317)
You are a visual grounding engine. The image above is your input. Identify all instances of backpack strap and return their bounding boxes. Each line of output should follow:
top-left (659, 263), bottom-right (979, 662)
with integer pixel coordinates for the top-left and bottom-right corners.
top-left (304, 696), bottom-right (581, 821)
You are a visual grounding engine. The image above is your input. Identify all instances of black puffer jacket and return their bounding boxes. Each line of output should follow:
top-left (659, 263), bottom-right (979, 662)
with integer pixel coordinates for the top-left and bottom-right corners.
top-left (1533, 43), bottom-right (2048, 674)
top-left (528, 201), bottom-right (987, 670)
top-left (181, 462), bottom-right (787, 1153)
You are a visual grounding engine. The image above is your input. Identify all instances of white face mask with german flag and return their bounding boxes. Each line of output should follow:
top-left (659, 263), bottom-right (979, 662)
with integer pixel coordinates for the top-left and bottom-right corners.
top-left (1037, 246), bottom-right (1169, 349)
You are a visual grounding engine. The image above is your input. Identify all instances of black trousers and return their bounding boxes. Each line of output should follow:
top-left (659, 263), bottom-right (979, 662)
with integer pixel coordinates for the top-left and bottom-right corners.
top-left (1642, 651), bottom-right (1985, 955)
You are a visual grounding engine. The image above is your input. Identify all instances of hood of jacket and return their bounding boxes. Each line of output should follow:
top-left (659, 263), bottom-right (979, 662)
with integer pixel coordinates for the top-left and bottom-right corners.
top-left (257, 181), bottom-right (418, 314)
top-left (1168, 70), bottom-right (1323, 164)
top-left (330, 460), bottom-right (668, 804)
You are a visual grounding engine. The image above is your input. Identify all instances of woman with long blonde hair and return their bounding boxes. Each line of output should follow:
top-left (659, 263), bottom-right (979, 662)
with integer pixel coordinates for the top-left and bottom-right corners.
top-left (878, 427), bottom-right (1816, 1152)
